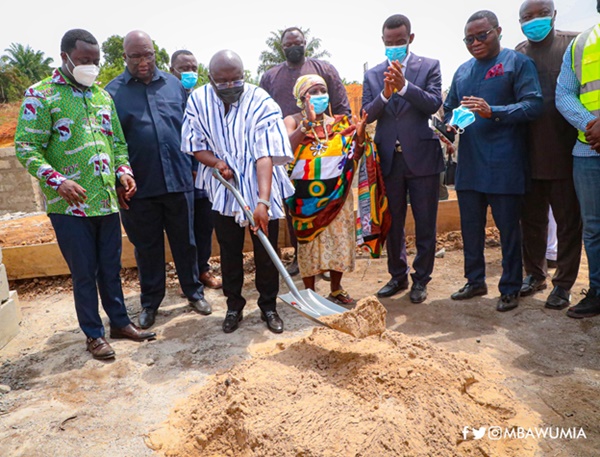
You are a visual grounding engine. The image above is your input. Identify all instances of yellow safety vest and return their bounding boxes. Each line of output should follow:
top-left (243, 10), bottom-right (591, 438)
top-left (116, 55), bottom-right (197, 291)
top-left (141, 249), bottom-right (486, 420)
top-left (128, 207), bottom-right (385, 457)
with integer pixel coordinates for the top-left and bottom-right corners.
top-left (572, 24), bottom-right (600, 143)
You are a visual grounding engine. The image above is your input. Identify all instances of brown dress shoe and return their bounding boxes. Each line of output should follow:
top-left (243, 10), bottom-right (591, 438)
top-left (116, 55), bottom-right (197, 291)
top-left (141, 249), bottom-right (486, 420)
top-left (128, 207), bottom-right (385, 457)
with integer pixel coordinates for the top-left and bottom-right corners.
top-left (110, 323), bottom-right (156, 341)
top-left (86, 337), bottom-right (115, 360)
top-left (200, 271), bottom-right (222, 289)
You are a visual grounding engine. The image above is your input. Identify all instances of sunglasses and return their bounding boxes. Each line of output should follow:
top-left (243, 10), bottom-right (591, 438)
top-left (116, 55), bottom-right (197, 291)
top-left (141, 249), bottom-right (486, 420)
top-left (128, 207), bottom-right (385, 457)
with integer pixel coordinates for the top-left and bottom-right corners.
top-left (210, 78), bottom-right (244, 91)
top-left (463, 28), bottom-right (496, 45)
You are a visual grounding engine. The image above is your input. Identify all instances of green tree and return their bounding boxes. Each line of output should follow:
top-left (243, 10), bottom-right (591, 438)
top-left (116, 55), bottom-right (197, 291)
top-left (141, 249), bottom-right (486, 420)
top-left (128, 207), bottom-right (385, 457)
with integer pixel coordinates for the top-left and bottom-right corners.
top-left (257, 28), bottom-right (330, 76)
top-left (3, 43), bottom-right (53, 83)
top-left (0, 61), bottom-right (29, 103)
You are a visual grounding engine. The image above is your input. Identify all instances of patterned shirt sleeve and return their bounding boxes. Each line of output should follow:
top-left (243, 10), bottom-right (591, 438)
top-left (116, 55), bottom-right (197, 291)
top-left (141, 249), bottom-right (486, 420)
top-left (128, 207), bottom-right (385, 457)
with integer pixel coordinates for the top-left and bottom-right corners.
top-left (14, 87), bottom-right (67, 190)
top-left (108, 96), bottom-right (133, 178)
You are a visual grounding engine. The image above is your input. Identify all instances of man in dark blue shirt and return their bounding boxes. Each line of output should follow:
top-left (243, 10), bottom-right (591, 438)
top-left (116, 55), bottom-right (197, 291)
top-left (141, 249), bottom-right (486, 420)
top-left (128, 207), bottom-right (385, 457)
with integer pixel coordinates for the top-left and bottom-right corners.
top-left (106, 30), bottom-right (211, 329)
top-left (444, 10), bottom-right (543, 312)
top-left (170, 49), bottom-right (222, 291)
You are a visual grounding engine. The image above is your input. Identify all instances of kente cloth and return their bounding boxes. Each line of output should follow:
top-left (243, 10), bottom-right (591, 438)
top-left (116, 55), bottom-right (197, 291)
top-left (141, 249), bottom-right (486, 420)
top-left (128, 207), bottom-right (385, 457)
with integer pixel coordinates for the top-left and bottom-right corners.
top-left (287, 115), bottom-right (390, 256)
top-left (355, 139), bottom-right (391, 258)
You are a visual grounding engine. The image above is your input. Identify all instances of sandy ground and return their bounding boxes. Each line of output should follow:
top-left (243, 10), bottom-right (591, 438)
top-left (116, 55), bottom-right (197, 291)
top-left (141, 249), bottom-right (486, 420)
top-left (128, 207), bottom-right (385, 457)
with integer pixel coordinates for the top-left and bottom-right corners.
top-left (0, 246), bottom-right (599, 456)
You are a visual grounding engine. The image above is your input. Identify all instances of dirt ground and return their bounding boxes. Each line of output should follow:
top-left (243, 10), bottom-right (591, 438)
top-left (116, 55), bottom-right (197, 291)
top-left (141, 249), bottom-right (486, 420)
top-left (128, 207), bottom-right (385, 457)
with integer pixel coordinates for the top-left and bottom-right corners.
top-left (0, 224), bottom-right (599, 456)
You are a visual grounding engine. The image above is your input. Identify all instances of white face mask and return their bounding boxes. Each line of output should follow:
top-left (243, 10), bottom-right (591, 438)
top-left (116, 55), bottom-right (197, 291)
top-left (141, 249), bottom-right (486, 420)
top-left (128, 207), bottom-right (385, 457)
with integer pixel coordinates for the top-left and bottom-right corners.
top-left (67, 54), bottom-right (99, 87)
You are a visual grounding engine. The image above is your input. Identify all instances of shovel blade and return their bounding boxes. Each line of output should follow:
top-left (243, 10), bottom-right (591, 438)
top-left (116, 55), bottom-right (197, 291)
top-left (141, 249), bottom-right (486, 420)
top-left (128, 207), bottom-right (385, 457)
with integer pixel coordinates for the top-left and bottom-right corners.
top-left (278, 289), bottom-right (347, 327)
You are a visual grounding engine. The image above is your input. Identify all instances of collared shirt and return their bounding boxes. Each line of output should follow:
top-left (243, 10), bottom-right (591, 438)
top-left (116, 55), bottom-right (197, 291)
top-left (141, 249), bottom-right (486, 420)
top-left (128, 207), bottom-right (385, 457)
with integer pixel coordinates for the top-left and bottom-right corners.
top-left (181, 83), bottom-right (294, 226)
top-left (444, 48), bottom-right (543, 194)
top-left (15, 69), bottom-right (132, 216)
top-left (556, 39), bottom-right (599, 158)
top-left (516, 31), bottom-right (579, 179)
top-left (106, 67), bottom-right (193, 198)
top-left (259, 57), bottom-right (351, 117)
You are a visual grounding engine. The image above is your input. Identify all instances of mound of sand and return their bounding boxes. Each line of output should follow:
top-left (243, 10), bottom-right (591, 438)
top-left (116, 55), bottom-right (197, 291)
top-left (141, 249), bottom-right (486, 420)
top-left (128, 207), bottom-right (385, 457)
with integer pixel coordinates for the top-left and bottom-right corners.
top-left (148, 321), bottom-right (540, 457)
top-left (321, 296), bottom-right (387, 338)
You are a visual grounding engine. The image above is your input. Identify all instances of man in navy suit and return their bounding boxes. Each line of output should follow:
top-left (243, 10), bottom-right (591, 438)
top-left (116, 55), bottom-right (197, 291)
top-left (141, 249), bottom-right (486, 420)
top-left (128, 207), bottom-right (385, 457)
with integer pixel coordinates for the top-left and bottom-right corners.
top-left (362, 14), bottom-right (444, 303)
top-left (444, 10), bottom-right (543, 311)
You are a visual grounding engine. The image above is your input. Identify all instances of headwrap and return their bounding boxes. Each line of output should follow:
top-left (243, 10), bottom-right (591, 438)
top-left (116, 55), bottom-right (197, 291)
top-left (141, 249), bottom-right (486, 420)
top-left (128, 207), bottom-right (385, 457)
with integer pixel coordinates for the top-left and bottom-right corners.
top-left (293, 74), bottom-right (327, 108)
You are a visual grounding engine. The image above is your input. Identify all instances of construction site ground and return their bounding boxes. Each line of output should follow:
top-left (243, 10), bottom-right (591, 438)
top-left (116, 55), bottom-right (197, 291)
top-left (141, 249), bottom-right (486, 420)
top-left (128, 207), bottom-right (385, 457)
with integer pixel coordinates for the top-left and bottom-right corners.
top-left (0, 215), bottom-right (599, 456)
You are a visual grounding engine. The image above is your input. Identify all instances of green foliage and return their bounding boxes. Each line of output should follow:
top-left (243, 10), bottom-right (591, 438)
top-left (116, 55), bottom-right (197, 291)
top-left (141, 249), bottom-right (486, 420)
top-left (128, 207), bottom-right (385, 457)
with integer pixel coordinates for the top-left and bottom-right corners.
top-left (257, 28), bottom-right (330, 76)
top-left (197, 62), bottom-right (210, 86)
top-left (0, 62), bottom-right (30, 103)
top-left (244, 69), bottom-right (259, 86)
top-left (101, 35), bottom-right (124, 69)
top-left (3, 43), bottom-right (53, 83)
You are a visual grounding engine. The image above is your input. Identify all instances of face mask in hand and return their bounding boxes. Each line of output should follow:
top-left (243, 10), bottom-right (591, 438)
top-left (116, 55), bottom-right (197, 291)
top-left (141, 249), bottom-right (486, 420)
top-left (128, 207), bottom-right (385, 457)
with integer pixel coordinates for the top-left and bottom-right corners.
top-left (181, 71), bottom-right (198, 90)
top-left (216, 86), bottom-right (244, 105)
top-left (284, 45), bottom-right (305, 64)
top-left (385, 45), bottom-right (408, 63)
top-left (310, 94), bottom-right (329, 115)
top-left (67, 54), bottom-right (99, 87)
top-left (521, 17), bottom-right (553, 42)
top-left (449, 106), bottom-right (476, 133)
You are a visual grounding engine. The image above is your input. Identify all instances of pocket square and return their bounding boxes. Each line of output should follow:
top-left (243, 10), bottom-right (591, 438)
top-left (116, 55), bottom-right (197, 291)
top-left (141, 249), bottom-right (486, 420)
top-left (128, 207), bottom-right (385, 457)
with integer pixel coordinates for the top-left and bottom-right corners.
top-left (485, 63), bottom-right (504, 80)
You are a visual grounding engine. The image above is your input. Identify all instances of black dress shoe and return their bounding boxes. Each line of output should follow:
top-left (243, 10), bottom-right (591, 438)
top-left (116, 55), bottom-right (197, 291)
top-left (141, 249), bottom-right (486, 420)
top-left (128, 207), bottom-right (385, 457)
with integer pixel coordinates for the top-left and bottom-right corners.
top-left (110, 323), bottom-right (156, 341)
top-left (222, 310), bottom-right (243, 333)
top-left (409, 283), bottom-right (427, 303)
top-left (139, 308), bottom-right (157, 329)
top-left (451, 283), bottom-right (488, 300)
top-left (566, 289), bottom-right (600, 319)
top-left (545, 286), bottom-right (570, 310)
top-left (189, 297), bottom-right (212, 315)
top-left (496, 294), bottom-right (519, 312)
top-left (261, 310), bottom-right (284, 333)
top-left (377, 278), bottom-right (409, 298)
top-left (520, 274), bottom-right (547, 297)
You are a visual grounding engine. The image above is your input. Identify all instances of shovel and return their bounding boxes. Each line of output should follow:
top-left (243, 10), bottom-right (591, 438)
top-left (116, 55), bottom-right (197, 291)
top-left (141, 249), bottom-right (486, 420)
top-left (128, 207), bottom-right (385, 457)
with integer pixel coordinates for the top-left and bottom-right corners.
top-left (212, 169), bottom-right (347, 327)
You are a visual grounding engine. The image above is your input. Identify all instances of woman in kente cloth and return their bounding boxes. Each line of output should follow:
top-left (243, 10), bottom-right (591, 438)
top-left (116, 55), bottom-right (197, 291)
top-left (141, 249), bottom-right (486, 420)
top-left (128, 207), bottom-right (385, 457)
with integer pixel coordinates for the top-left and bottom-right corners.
top-left (284, 74), bottom-right (390, 305)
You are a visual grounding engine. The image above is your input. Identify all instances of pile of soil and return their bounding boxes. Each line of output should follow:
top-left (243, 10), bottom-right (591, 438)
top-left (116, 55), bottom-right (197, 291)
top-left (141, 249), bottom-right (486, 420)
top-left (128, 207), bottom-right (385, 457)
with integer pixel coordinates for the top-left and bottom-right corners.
top-left (148, 319), bottom-right (540, 457)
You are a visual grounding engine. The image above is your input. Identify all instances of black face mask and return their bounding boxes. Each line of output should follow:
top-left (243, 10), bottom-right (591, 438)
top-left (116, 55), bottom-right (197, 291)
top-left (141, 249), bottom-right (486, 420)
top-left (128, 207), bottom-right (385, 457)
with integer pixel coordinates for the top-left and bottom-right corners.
top-left (216, 86), bottom-right (244, 105)
top-left (284, 45), bottom-right (305, 64)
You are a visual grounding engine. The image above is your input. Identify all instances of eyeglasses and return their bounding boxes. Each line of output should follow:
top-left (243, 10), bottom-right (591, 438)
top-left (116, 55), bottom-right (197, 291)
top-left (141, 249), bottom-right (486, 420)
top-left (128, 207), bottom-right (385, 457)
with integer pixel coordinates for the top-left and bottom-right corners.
top-left (125, 52), bottom-right (155, 64)
top-left (210, 78), bottom-right (244, 90)
top-left (463, 28), bottom-right (496, 45)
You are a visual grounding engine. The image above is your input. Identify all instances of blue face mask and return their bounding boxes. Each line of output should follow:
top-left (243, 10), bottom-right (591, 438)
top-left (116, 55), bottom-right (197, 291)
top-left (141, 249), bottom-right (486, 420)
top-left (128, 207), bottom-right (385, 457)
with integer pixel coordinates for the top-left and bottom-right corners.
top-left (180, 71), bottom-right (198, 90)
top-left (385, 45), bottom-right (408, 63)
top-left (449, 106), bottom-right (476, 133)
top-left (521, 16), bottom-right (553, 42)
top-left (310, 94), bottom-right (330, 115)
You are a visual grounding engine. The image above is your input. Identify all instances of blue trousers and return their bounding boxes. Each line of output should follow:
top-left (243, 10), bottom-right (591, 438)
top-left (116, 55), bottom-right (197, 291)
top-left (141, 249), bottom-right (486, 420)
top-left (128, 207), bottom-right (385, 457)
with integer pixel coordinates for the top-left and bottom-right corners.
top-left (573, 156), bottom-right (600, 293)
top-left (457, 190), bottom-right (522, 295)
top-left (120, 191), bottom-right (204, 310)
top-left (384, 153), bottom-right (440, 285)
top-left (49, 213), bottom-right (130, 339)
top-left (193, 196), bottom-right (214, 274)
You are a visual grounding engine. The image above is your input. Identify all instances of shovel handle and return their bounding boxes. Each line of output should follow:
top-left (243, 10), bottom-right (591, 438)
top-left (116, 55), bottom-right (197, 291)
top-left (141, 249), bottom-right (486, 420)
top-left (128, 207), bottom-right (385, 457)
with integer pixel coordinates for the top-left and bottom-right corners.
top-left (212, 168), bottom-right (306, 299)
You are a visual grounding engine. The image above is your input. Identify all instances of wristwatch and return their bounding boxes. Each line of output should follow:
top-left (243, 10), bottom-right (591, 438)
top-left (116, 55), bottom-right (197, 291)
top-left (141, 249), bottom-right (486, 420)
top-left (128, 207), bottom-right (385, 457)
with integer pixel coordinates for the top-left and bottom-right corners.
top-left (257, 198), bottom-right (271, 209)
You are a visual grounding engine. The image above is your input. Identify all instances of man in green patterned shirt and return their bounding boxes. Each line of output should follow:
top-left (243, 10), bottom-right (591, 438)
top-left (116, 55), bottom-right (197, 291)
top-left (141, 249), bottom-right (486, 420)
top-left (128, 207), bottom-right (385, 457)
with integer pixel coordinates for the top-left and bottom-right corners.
top-left (15, 29), bottom-right (156, 360)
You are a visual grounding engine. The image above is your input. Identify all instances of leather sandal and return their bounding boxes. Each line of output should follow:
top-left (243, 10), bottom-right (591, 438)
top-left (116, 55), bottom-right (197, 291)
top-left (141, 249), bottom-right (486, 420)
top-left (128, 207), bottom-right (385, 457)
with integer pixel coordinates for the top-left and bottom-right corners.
top-left (328, 289), bottom-right (354, 305)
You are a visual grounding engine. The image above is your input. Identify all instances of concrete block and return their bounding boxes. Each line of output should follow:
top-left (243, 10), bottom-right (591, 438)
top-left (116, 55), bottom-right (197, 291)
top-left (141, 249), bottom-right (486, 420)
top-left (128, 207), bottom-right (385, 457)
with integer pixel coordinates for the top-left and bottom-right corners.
top-left (9, 290), bottom-right (21, 321)
top-left (0, 264), bottom-right (8, 303)
top-left (0, 296), bottom-right (20, 350)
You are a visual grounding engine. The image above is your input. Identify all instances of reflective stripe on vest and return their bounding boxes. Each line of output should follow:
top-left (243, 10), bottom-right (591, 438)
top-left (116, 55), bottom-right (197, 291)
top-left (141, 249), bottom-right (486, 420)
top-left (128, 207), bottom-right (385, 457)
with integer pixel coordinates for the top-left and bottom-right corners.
top-left (572, 24), bottom-right (600, 143)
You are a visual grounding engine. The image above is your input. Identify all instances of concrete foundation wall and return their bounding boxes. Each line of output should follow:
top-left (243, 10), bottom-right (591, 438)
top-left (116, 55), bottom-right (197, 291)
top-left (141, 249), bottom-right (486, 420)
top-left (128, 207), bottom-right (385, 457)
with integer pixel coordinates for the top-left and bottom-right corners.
top-left (0, 246), bottom-right (21, 350)
top-left (0, 147), bottom-right (45, 215)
